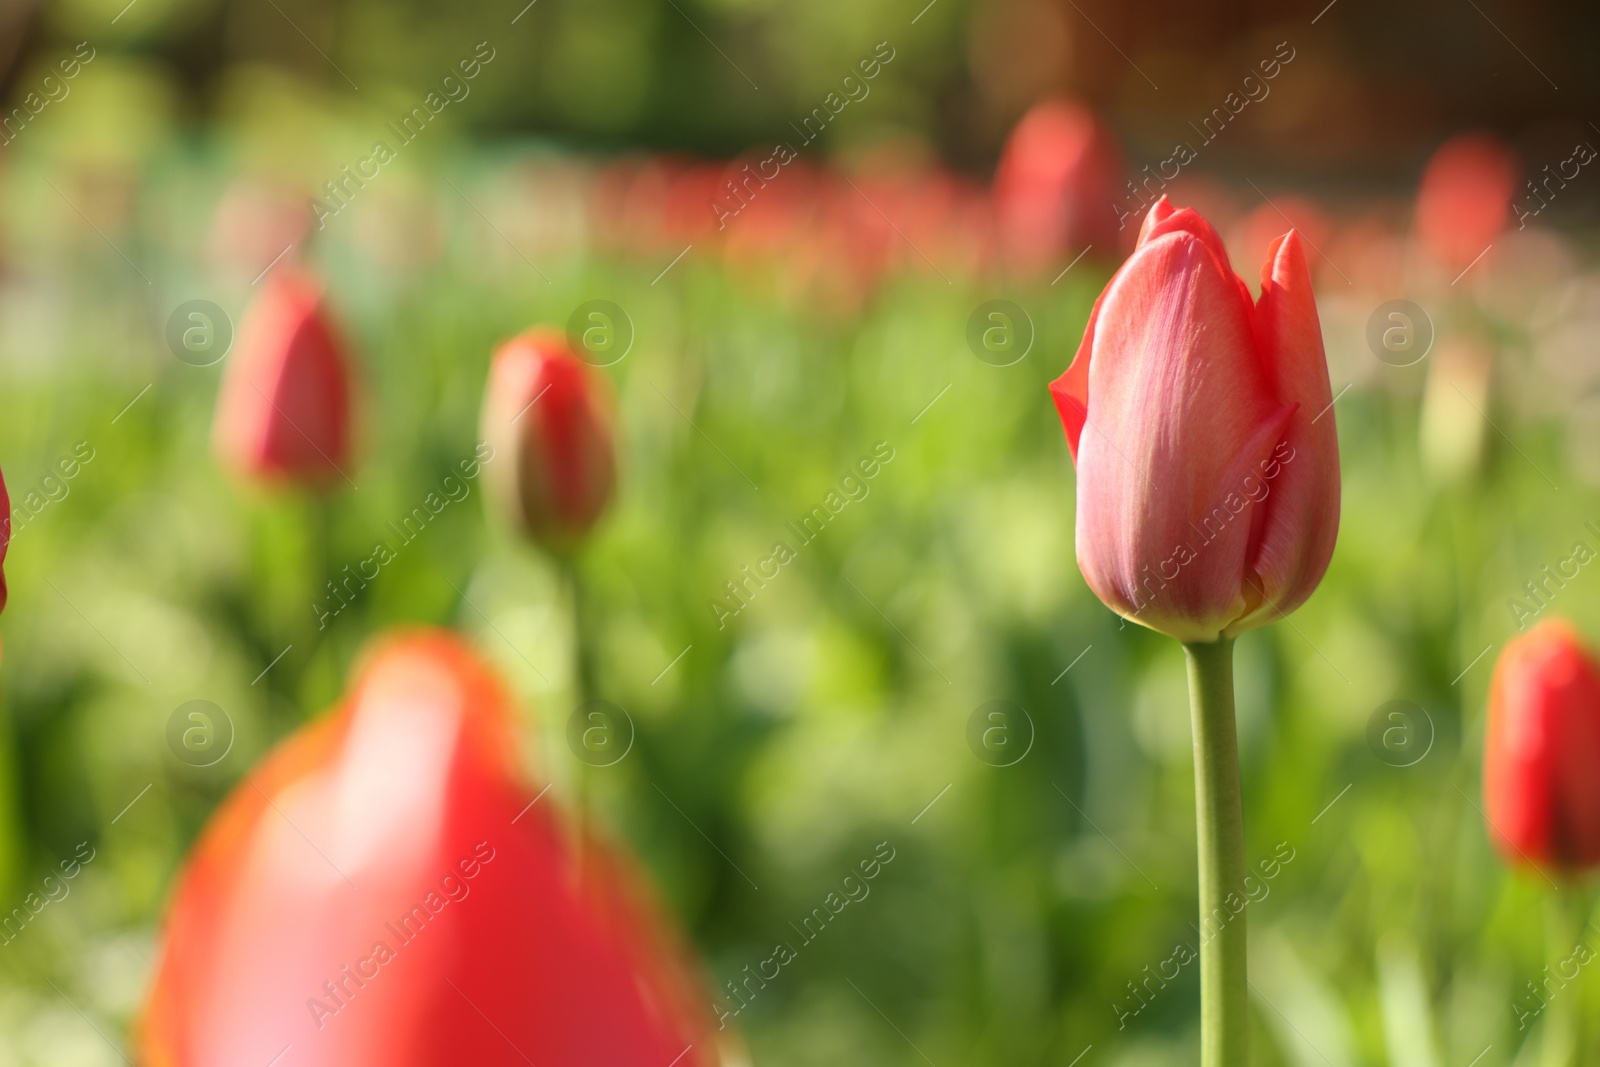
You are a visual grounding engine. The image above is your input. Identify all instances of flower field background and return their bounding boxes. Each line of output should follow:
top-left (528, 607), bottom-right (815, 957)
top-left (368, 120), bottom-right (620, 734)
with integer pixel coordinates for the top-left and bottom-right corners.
top-left (0, 0), bottom-right (1598, 1063)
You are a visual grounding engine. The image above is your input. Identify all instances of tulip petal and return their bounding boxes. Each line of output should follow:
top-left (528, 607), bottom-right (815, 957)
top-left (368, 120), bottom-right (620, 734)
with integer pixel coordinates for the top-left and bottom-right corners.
top-left (1138, 196), bottom-right (1255, 318)
top-left (1226, 231), bottom-right (1340, 635)
top-left (1074, 230), bottom-right (1293, 642)
top-left (1048, 288), bottom-right (1105, 463)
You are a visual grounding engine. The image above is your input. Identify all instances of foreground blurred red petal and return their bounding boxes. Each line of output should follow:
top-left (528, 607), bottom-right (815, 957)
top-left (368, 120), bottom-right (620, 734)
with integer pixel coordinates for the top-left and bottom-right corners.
top-left (138, 630), bottom-right (724, 1067)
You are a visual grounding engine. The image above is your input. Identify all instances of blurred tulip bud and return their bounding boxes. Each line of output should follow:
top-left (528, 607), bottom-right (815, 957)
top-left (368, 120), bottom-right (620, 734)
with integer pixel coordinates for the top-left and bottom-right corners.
top-left (138, 630), bottom-right (726, 1066)
top-left (993, 99), bottom-right (1123, 274)
top-left (213, 271), bottom-right (356, 489)
top-left (1050, 197), bottom-right (1340, 642)
top-left (1414, 132), bottom-right (1518, 274)
top-left (480, 328), bottom-right (616, 552)
top-left (1484, 619), bottom-right (1600, 872)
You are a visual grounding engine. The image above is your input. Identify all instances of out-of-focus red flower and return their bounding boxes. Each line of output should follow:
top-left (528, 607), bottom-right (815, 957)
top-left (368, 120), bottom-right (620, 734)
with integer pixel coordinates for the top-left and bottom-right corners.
top-left (993, 99), bottom-right (1123, 274)
top-left (1414, 132), bottom-right (1518, 272)
top-left (480, 328), bottom-right (616, 552)
top-left (1049, 197), bottom-right (1340, 642)
top-left (213, 271), bottom-right (355, 489)
top-left (138, 630), bottom-right (724, 1066)
top-left (1484, 619), bottom-right (1600, 872)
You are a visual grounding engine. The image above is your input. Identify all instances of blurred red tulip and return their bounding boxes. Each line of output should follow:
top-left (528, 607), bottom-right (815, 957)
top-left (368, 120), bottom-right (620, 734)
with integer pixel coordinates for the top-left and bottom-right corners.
top-left (1484, 619), bottom-right (1600, 872)
top-left (993, 99), bottom-right (1123, 274)
top-left (480, 328), bottom-right (616, 552)
top-left (138, 630), bottom-right (724, 1066)
top-left (1414, 132), bottom-right (1518, 273)
top-left (213, 271), bottom-right (355, 489)
top-left (1050, 197), bottom-right (1339, 641)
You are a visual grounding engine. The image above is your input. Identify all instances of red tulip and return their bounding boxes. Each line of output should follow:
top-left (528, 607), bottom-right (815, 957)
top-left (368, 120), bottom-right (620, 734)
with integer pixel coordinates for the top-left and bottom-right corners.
top-left (138, 630), bottom-right (723, 1066)
top-left (1049, 197), bottom-right (1339, 642)
top-left (993, 99), bottom-right (1122, 273)
top-left (480, 328), bottom-right (617, 552)
top-left (1483, 619), bottom-right (1600, 872)
top-left (213, 271), bottom-right (356, 488)
top-left (1414, 132), bottom-right (1518, 273)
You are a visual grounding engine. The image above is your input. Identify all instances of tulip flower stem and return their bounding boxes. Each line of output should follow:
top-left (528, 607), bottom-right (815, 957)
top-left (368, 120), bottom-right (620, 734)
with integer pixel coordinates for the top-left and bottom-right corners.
top-left (1184, 636), bottom-right (1249, 1067)
top-left (1545, 881), bottom-right (1590, 1067)
top-left (562, 558), bottom-right (599, 708)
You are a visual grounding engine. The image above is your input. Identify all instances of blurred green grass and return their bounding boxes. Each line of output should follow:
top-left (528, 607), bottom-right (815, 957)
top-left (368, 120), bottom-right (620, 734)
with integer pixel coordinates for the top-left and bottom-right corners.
top-left (0, 127), bottom-right (1592, 1067)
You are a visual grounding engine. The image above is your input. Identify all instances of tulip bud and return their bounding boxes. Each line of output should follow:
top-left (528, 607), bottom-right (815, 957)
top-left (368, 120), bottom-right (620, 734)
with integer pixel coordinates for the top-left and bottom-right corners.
top-left (1483, 620), bottom-right (1600, 872)
top-left (480, 328), bottom-right (616, 552)
top-left (213, 271), bottom-right (356, 488)
top-left (993, 99), bottom-right (1123, 274)
top-left (138, 630), bottom-right (724, 1065)
top-left (1414, 132), bottom-right (1518, 273)
top-left (1049, 197), bottom-right (1340, 642)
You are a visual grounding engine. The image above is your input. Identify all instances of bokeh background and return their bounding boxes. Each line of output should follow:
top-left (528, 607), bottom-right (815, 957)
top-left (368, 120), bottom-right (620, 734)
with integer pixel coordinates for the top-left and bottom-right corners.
top-left (0, 0), bottom-right (1598, 1063)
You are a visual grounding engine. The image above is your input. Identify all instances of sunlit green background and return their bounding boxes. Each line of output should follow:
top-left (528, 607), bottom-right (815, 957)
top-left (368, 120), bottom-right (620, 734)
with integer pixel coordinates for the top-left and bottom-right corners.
top-left (1, 0), bottom-right (1598, 1063)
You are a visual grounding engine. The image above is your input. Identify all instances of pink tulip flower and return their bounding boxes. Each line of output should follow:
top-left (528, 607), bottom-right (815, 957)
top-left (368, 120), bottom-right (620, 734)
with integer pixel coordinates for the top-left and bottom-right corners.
top-left (1049, 197), bottom-right (1340, 642)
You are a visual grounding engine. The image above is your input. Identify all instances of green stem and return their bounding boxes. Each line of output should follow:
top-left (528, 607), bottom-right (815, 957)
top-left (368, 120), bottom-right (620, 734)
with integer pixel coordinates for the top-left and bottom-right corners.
top-left (562, 557), bottom-right (598, 708)
top-left (1544, 880), bottom-right (1589, 1067)
top-left (1184, 637), bottom-right (1248, 1067)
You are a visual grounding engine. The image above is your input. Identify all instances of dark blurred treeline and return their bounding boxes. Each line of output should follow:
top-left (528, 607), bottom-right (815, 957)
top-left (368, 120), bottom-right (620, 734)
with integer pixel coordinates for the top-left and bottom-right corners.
top-left (2, 0), bottom-right (1597, 180)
